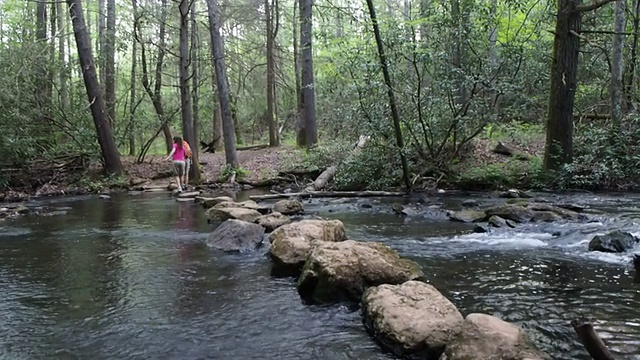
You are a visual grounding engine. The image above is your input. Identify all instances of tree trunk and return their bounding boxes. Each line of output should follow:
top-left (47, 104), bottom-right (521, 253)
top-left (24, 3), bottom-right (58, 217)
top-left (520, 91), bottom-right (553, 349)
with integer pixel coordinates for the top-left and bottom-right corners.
top-left (98, 0), bottom-right (105, 87)
top-left (35, 0), bottom-right (51, 133)
top-left (625, 0), bottom-right (640, 111)
top-left (544, 0), bottom-right (581, 171)
top-left (488, 0), bottom-right (498, 71)
top-left (610, 0), bottom-right (626, 128)
top-left (136, 0), bottom-right (172, 153)
top-left (365, 0), bottom-right (412, 190)
top-left (191, 0), bottom-right (201, 160)
top-left (129, 0), bottom-right (138, 156)
top-left (105, 0), bottom-right (116, 128)
top-left (266, 0), bottom-right (279, 146)
top-left (56, 0), bottom-right (69, 111)
top-left (293, 1), bottom-right (305, 146)
top-left (299, 0), bottom-right (317, 147)
top-left (179, 0), bottom-right (200, 183)
top-left (206, 0), bottom-right (239, 168)
top-left (67, 0), bottom-right (123, 175)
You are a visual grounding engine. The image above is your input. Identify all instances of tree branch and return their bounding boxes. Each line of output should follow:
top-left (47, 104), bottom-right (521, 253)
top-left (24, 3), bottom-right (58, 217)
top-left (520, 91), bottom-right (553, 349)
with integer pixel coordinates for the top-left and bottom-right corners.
top-left (576, 0), bottom-right (618, 13)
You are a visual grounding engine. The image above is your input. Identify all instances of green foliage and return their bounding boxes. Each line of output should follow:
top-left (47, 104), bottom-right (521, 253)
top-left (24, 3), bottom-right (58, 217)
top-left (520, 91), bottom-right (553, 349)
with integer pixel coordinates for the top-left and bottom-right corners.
top-left (76, 175), bottom-right (129, 193)
top-left (558, 117), bottom-right (640, 190)
top-left (333, 145), bottom-right (403, 191)
top-left (453, 156), bottom-right (549, 190)
top-left (219, 164), bottom-right (250, 182)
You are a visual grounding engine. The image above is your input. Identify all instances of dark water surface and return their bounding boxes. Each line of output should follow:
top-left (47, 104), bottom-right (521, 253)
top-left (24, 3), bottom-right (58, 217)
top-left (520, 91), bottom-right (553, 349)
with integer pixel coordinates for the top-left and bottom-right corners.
top-left (2, 191), bottom-right (640, 359)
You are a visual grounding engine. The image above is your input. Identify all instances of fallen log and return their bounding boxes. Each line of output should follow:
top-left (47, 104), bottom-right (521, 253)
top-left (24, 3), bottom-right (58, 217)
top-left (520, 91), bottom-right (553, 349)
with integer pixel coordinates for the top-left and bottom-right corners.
top-left (237, 144), bottom-right (269, 151)
top-left (305, 135), bottom-right (370, 192)
top-left (571, 318), bottom-right (615, 360)
top-left (250, 190), bottom-right (407, 200)
top-left (493, 141), bottom-right (531, 160)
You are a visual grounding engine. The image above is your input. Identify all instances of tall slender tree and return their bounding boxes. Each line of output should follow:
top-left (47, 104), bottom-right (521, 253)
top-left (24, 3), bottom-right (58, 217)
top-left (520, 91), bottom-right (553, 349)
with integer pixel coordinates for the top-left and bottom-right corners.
top-left (66, 0), bottom-right (122, 175)
top-left (299, 0), bottom-right (317, 147)
top-left (206, 0), bottom-right (239, 168)
top-left (105, 0), bottom-right (116, 128)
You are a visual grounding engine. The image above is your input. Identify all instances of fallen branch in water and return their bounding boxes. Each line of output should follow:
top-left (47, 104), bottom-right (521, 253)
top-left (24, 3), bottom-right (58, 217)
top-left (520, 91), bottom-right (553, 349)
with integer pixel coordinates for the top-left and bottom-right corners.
top-left (571, 318), bottom-right (615, 360)
top-left (250, 190), bottom-right (407, 200)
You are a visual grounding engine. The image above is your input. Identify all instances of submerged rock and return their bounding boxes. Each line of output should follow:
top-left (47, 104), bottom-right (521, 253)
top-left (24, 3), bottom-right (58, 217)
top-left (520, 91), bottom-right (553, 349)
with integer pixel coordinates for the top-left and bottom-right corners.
top-left (362, 281), bottom-right (463, 359)
top-left (197, 196), bottom-right (234, 208)
top-left (297, 240), bottom-right (424, 303)
top-left (214, 200), bottom-right (270, 214)
top-left (256, 212), bottom-right (292, 232)
top-left (447, 209), bottom-right (486, 223)
top-left (273, 199), bottom-right (304, 215)
top-left (473, 224), bottom-right (489, 233)
top-left (442, 313), bottom-right (549, 360)
top-left (485, 204), bottom-right (534, 223)
top-left (206, 207), bottom-right (262, 223)
top-left (588, 230), bottom-right (638, 253)
top-left (206, 219), bottom-right (265, 252)
top-left (461, 199), bottom-right (479, 208)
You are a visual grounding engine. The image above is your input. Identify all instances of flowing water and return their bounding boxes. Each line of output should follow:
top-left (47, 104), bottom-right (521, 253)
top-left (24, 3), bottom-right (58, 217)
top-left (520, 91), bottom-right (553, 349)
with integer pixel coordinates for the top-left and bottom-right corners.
top-left (2, 190), bottom-right (640, 359)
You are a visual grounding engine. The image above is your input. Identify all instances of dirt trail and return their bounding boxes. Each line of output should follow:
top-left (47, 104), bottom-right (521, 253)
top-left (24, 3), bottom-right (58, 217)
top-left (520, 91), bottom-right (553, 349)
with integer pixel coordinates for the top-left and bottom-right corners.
top-left (123, 146), bottom-right (300, 185)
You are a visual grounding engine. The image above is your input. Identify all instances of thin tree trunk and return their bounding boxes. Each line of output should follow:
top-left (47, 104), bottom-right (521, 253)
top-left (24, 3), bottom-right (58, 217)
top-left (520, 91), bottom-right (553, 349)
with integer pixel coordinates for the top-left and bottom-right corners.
top-left (266, 0), bottom-right (279, 146)
top-left (611, 0), bottom-right (625, 128)
top-left (56, 0), bottom-right (69, 111)
top-left (179, 0), bottom-right (200, 183)
top-left (365, 0), bottom-right (411, 190)
top-left (98, 0), bottom-right (105, 87)
top-left (191, 0), bottom-right (201, 157)
top-left (129, 0), bottom-right (138, 156)
top-left (300, 0), bottom-right (317, 147)
top-left (625, 0), bottom-right (639, 111)
top-left (206, 0), bottom-right (239, 168)
top-left (488, 0), bottom-right (498, 71)
top-left (293, 1), bottom-right (305, 146)
top-left (105, 0), bottom-right (116, 128)
top-left (135, 0), bottom-right (172, 153)
top-left (67, 0), bottom-right (123, 175)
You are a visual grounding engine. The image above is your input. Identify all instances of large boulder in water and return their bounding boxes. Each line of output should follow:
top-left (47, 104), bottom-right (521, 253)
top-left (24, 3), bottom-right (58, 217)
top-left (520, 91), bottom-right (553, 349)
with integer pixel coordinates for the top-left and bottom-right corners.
top-left (206, 207), bottom-right (262, 223)
top-left (268, 219), bottom-right (347, 244)
top-left (447, 209), bottom-right (486, 223)
top-left (442, 313), bottom-right (549, 360)
top-left (214, 200), bottom-right (269, 214)
top-left (297, 240), bottom-right (424, 303)
top-left (196, 196), bottom-right (234, 208)
top-left (588, 230), bottom-right (639, 253)
top-left (273, 199), bottom-right (304, 215)
top-left (268, 219), bottom-right (347, 274)
top-left (255, 212), bottom-right (291, 232)
top-left (362, 281), bottom-right (463, 359)
top-left (206, 219), bottom-right (265, 252)
top-left (269, 236), bottom-right (312, 273)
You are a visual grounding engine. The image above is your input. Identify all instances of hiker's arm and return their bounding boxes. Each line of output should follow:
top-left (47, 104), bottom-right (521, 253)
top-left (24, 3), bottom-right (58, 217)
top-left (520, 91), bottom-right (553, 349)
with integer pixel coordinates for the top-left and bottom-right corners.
top-left (164, 148), bottom-right (175, 161)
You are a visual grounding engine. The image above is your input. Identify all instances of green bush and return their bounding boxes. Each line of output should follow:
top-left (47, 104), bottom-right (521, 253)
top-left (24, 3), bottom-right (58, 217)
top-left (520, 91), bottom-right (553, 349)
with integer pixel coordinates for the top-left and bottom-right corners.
top-left (453, 156), bottom-right (549, 190)
top-left (558, 117), bottom-right (640, 190)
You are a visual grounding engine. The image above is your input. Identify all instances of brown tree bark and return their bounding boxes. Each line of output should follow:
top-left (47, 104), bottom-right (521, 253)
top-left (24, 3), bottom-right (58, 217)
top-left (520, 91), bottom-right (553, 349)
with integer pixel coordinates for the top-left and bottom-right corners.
top-left (206, 0), bottom-right (239, 168)
top-left (129, 0), bottom-right (138, 156)
top-left (544, 0), bottom-right (581, 171)
top-left (299, 0), bottom-right (317, 147)
top-left (179, 0), bottom-right (200, 183)
top-left (191, 0), bottom-right (201, 162)
top-left (105, 0), bottom-right (116, 128)
top-left (67, 0), bottom-right (123, 175)
top-left (266, 0), bottom-right (279, 147)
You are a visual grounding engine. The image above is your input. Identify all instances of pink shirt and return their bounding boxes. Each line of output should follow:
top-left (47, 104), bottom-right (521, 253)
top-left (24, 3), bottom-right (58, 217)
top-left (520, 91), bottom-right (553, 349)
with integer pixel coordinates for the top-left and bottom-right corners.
top-left (172, 143), bottom-right (186, 161)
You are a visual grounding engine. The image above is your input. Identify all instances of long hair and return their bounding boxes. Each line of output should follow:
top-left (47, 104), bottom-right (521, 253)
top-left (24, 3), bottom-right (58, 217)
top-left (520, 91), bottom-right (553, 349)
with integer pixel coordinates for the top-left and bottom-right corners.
top-left (173, 136), bottom-right (183, 148)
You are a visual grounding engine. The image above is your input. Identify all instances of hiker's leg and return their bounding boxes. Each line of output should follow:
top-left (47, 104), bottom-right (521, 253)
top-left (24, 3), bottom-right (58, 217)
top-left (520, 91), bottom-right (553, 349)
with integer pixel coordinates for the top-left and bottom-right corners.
top-left (173, 161), bottom-right (184, 191)
top-left (184, 158), bottom-right (190, 186)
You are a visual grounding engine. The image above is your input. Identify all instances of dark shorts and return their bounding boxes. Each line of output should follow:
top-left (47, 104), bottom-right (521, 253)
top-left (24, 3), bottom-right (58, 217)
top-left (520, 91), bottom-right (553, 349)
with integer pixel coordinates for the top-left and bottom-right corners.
top-left (172, 160), bottom-right (186, 176)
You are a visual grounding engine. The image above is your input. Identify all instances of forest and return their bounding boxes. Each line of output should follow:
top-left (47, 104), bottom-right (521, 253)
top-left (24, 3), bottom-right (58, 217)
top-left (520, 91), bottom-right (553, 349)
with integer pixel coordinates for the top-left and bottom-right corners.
top-left (0, 0), bottom-right (637, 195)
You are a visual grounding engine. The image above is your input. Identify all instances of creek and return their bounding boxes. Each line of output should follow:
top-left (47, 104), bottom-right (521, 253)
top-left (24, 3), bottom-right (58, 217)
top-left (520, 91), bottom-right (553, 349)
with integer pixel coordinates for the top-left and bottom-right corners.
top-left (1, 190), bottom-right (640, 359)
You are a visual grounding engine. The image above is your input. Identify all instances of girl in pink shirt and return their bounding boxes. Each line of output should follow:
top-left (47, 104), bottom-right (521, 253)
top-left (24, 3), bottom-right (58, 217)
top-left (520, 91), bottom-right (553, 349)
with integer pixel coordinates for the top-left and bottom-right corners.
top-left (165, 137), bottom-right (186, 192)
